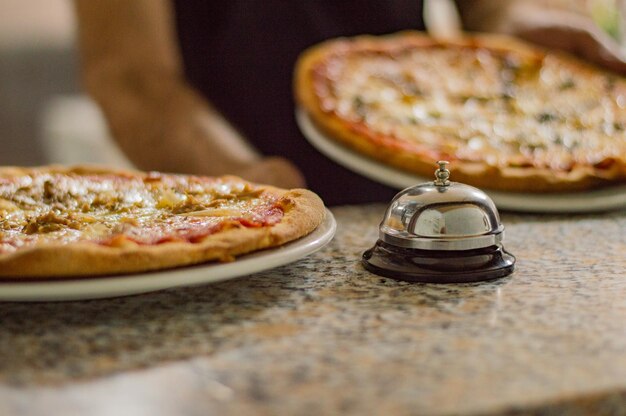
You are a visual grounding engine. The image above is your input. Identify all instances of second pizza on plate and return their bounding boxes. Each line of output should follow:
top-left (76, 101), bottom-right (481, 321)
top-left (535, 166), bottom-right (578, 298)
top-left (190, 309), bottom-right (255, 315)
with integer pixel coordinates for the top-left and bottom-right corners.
top-left (294, 31), bottom-right (626, 193)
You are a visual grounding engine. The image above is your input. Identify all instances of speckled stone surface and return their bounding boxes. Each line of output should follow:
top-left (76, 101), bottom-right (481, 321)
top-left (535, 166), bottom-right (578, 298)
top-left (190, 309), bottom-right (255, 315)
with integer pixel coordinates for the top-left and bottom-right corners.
top-left (1, 205), bottom-right (625, 415)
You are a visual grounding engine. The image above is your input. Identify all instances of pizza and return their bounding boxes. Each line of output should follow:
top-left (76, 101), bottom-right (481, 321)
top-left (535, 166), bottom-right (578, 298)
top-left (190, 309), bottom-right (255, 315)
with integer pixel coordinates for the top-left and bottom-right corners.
top-left (0, 166), bottom-right (325, 279)
top-left (294, 31), bottom-right (626, 192)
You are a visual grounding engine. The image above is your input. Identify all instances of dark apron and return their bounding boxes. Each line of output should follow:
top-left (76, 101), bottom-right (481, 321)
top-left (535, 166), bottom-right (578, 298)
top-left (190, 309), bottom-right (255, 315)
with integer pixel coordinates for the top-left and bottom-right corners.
top-left (174, 0), bottom-right (425, 205)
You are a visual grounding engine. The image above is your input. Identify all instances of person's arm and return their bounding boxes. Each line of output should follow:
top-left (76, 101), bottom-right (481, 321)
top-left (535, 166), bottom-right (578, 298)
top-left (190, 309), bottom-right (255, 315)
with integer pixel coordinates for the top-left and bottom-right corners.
top-left (73, 0), bottom-right (304, 188)
top-left (456, 0), bottom-right (626, 74)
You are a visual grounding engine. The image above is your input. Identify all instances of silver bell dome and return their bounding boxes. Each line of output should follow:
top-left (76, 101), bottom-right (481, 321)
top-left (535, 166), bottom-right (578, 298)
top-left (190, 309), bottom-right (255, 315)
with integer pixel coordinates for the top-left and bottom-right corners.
top-left (379, 161), bottom-right (504, 251)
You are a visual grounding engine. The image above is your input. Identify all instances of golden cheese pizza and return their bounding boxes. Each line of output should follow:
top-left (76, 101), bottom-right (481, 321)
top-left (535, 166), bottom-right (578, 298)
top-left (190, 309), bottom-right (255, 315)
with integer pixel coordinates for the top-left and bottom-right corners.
top-left (0, 166), bottom-right (325, 279)
top-left (295, 32), bottom-right (626, 192)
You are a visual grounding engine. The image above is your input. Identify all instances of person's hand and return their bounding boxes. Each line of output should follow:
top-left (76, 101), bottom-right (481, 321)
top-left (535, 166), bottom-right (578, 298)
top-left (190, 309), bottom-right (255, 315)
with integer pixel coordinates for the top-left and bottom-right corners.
top-left (234, 156), bottom-right (306, 189)
top-left (457, 2), bottom-right (626, 74)
top-left (511, 8), bottom-right (626, 75)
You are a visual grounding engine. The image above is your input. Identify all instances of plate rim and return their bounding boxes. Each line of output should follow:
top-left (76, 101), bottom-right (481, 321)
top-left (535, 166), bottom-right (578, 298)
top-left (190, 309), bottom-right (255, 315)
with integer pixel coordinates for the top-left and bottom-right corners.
top-left (296, 108), bottom-right (626, 213)
top-left (0, 209), bottom-right (337, 302)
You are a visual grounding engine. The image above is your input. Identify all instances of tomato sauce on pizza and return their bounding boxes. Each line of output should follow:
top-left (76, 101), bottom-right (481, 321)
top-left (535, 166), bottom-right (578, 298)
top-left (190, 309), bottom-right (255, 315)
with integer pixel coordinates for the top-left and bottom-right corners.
top-left (0, 166), bottom-right (324, 278)
top-left (295, 32), bottom-right (626, 192)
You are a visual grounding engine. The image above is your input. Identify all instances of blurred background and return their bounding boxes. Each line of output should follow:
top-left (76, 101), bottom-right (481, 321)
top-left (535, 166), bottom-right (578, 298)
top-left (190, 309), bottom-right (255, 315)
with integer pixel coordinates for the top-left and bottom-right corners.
top-left (0, 0), bottom-right (130, 168)
top-left (0, 0), bottom-right (620, 168)
top-left (0, 0), bottom-right (77, 166)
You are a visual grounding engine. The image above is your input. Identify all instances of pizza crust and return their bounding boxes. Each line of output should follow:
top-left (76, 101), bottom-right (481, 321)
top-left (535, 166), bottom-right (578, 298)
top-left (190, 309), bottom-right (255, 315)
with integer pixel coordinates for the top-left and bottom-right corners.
top-left (294, 31), bottom-right (626, 193)
top-left (0, 165), bottom-right (325, 279)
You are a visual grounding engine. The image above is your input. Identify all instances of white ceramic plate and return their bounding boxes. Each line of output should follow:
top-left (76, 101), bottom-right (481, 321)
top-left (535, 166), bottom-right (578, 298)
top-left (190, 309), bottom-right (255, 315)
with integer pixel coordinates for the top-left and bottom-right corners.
top-left (297, 109), bottom-right (626, 213)
top-left (0, 209), bottom-right (336, 302)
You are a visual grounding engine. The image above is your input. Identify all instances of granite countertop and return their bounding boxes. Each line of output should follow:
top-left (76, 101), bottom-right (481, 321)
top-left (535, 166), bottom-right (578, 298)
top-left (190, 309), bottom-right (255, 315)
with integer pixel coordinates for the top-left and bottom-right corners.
top-left (1, 204), bottom-right (625, 415)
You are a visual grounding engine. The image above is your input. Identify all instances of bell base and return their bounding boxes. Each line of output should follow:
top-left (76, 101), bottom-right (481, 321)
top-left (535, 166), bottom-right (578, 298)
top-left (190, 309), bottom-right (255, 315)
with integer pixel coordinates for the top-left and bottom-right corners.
top-left (362, 240), bottom-right (515, 283)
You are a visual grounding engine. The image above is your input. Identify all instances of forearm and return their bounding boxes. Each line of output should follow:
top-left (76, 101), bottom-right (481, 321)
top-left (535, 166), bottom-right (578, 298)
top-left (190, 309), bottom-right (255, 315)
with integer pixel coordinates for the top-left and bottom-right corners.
top-left (95, 77), bottom-right (258, 174)
top-left (73, 0), bottom-right (258, 175)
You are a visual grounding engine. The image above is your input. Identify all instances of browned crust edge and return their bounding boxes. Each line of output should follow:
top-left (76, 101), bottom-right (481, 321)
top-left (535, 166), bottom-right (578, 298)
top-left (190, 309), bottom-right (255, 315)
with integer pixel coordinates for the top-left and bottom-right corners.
top-left (294, 31), bottom-right (626, 193)
top-left (0, 165), bottom-right (326, 279)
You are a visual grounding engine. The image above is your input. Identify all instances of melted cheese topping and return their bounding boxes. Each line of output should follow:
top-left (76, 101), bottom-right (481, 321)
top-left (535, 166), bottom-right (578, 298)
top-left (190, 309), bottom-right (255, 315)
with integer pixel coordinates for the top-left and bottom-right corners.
top-left (0, 172), bottom-right (283, 254)
top-left (317, 45), bottom-right (626, 170)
